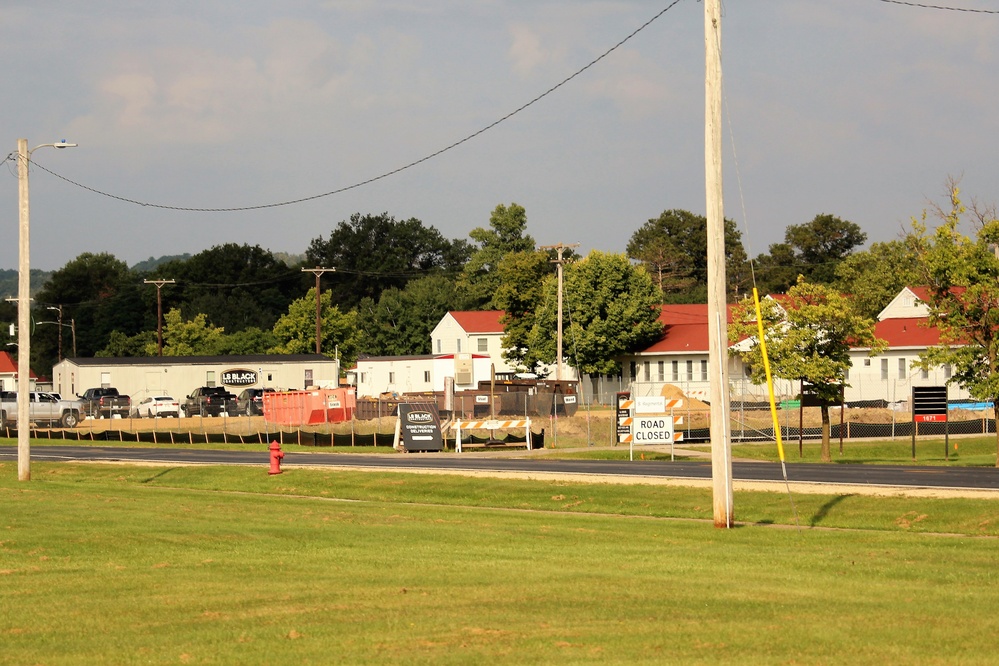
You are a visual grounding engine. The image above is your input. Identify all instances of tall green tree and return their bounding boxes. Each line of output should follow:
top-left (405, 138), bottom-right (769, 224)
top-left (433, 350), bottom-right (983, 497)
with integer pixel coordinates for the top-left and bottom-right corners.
top-left (729, 278), bottom-right (886, 462)
top-left (461, 203), bottom-right (537, 308)
top-left (494, 250), bottom-right (555, 374)
top-left (356, 275), bottom-right (468, 357)
top-left (754, 214), bottom-right (867, 293)
top-left (834, 239), bottom-right (922, 320)
top-left (626, 209), bottom-right (748, 303)
top-left (154, 308), bottom-right (226, 356)
top-left (909, 188), bottom-right (999, 466)
top-left (152, 243), bottom-right (299, 334)
top-left (32, 253), bottom-right (147, 367)
top-left (270, 288), bottom-right (361, 371)
top-left (306, 213), bottom-right (471, 311)
top-left (527, 251), bottom-right (663, 376)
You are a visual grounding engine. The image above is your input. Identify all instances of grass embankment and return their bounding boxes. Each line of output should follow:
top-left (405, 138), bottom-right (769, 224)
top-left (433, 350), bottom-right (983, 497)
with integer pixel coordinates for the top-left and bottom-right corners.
top-left (2, 462), bottom-right (999, 664)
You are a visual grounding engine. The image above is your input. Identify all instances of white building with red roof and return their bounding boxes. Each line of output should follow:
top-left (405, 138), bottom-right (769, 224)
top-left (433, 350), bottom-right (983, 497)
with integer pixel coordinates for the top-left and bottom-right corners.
top-left (0, 350), bottom-right (37, 392)
top-left (430, 311), bottom-right (513, 373)
top-left (352, 310), bottom-right (575, 397)
top-left (848, 286), bottom-right (968, 403)
top-left (611, 287), bottom-right (969, 405)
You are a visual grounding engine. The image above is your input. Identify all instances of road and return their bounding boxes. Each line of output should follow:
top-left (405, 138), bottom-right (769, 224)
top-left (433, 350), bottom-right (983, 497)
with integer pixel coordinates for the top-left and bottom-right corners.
top-left (2, 445), bottom-right (999, 495)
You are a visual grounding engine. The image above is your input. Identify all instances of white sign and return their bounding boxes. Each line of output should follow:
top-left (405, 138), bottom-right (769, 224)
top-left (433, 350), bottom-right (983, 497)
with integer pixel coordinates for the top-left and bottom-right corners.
top-left (635, 396), bottom-right (666, 414)
top-left (632, 416), bottom-right (675, 445)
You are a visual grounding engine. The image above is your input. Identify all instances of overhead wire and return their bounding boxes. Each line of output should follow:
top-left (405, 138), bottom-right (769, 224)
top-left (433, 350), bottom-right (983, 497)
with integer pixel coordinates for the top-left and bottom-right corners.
top-left (878, 0), bottom-right (999, 12)
top-left (25, 1), bottom-right (685, 214)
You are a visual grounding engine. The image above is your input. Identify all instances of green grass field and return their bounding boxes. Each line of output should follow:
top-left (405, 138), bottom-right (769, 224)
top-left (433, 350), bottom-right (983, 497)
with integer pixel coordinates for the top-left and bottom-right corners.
top-left (2, 461), bottom-right (999, 664)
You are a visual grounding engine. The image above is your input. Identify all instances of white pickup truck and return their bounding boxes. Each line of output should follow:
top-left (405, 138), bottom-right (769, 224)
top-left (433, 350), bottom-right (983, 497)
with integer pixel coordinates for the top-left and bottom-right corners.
top-left (0, 391), bottom-right (85, 428)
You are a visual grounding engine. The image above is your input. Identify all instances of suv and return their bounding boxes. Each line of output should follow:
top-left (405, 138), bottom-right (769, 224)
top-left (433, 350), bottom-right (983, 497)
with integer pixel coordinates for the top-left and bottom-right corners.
top-left (236, 388), bottom-right (275, 416)
top-left (182, 386), bottom-right (237, 417)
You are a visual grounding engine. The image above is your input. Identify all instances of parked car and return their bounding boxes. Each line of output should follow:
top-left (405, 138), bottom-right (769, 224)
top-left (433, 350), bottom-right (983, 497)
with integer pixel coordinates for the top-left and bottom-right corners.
top-left (131, 396), bottom-right (180, 419)
top-left (78, 387), bottom-right (132, 419)
top-left (0, 391), bottom-right (84, 428)
top-left (183, 386), bottom-right (237, 417)
top-left (236, 388), bottom-right (275, 416)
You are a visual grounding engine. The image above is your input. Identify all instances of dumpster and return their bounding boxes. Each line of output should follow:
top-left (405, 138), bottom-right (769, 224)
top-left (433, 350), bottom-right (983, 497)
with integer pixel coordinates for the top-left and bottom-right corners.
top-left (263, 388), bottom-right (356, 426)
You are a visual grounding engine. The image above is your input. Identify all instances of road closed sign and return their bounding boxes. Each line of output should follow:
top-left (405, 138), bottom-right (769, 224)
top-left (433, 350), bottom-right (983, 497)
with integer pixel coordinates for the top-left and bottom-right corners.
top-left (633, 417), bottom-right (675, 445)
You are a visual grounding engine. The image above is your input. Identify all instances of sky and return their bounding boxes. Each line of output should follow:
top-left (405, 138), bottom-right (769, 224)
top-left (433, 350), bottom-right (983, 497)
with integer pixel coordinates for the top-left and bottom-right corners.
top-left (2, 0), bottom-right (998, 272)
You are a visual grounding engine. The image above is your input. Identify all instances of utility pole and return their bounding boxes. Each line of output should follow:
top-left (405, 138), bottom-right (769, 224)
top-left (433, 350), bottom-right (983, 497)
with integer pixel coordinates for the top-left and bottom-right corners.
top-left (705, 0), bottom-right (733, 528)
top-left (144, 279), bottom-right (175, 356)
top-left (540, 243), bottom-right (578, 381)
top-left (47, 305), bottom-right (63, 362)
top-left (302, 267), bottom-right (335, 354)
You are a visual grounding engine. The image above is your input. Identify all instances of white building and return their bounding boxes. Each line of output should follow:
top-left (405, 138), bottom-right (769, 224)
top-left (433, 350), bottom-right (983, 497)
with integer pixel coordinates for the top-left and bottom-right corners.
top-left (612, 287), bottom-right (970, 405)
top-left (430, 311), bottom-right (515, 373)
top-left (51, 354), bottom-right (339, 404)
top-left (352, 353), bottom-right (493, 398)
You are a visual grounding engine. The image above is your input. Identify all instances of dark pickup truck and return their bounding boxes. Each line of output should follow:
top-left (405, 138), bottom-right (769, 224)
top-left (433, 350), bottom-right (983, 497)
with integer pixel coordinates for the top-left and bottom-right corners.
top-left (78, 387), bottom-right (132, 419)
top-left (183, 386), bottom-right (237, 417)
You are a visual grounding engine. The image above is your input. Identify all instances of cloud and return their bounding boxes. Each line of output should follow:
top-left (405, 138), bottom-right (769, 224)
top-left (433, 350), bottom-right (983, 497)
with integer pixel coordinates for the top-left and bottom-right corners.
top-left (508, 23), bottom-right (549, 76)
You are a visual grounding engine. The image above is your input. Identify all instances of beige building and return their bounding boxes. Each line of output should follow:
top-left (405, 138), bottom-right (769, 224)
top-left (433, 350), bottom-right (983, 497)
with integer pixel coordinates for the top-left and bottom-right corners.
top-left (51, 354), bottom-right (338, 404)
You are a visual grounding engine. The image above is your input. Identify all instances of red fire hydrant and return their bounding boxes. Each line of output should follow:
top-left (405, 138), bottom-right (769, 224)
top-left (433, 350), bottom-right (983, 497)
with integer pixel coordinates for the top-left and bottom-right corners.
top-left (268, 440), bottom-right (284, 475)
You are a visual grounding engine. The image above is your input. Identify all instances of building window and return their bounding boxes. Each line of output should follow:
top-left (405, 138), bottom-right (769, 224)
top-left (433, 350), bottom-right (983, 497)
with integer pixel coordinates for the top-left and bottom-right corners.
top-left (456, 339), bottom-right (461, 353)
top-left (898, 358), bottom-right (906, 380)
top-left (629, 361), bottom-right (637, 381)
top-left (944, 364), bottom-right (952, 379)
top-left (424, 370), bottom-right (431, 383)
top-left (360, 373), bottom-right (367, 384)
top-left (643, 361), bottom-right (650, 381)
top-left (700, 360), bottom-right (708, 381)
top-left (671, 360), bottom-right (679, 381)
top-left (388, 372), bottom-right (395, 384)
top-left (686, 360), bottom-right (693, 381)
top-left (864, 358), bottom-right (871, 367)
top-left (206, 371), bottom-right (215, 387)
top-left (881, 359), bottom-right (888, 381)
top-left (477, 337), bottom-right (488, 352)
top-left (657, 361), bottom-right (665, 382)
top-left (436, 339), bottom-right (442, 353)
top-left (920, 366), bottom-right (929, 380)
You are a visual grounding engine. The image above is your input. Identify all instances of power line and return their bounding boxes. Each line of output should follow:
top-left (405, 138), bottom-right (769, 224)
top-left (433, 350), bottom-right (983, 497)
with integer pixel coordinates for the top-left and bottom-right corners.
top-left (879, 0), bottom-right (999, 12)
top-left (27, 1), bottom-right (684, 214)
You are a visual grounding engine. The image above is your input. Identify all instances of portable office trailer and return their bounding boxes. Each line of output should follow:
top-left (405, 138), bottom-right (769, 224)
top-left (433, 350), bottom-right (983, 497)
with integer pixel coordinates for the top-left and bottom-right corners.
top-left (51, 354), bottom-right (339, 406)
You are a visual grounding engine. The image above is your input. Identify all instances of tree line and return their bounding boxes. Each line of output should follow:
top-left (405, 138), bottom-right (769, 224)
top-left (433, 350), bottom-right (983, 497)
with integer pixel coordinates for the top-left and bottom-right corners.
top-left (6, 201), bottom-right (922, 380)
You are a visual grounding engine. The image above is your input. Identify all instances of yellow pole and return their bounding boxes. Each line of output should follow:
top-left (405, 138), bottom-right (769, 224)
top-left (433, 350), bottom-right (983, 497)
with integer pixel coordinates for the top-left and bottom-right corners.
top-left (753, 288), bottom-right (800, 530)
top-left (752, 288), bottom-right (786, 462)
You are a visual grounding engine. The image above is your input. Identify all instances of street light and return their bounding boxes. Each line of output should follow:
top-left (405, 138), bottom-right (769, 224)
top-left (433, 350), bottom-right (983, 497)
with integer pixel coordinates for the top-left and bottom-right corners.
top-left (46, 305), bottom-right (64, 362)
top-left (16, 138), bottom-right (77, 482)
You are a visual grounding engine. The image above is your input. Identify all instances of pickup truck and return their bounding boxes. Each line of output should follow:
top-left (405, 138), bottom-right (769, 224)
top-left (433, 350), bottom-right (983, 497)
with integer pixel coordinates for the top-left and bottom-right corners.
top-left (78, 387), bottom-right (132, 419)
top-left (0, 391), bottom-right (84, 428)
top-left (183, 386), bottom-right (237, 417)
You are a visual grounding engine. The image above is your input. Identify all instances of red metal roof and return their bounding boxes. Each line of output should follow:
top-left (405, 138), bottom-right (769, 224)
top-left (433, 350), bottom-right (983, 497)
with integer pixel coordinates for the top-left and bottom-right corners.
top-left (907, 286), bottom-right (966, 302)
top-left (0, 351), bottom-right (38, 378)
top-left (448, 310), bottom-right (505, 334)
top-left (872, 317), bottom-right (943, 348)
top-left (638, 304), bottom-right (737, 354)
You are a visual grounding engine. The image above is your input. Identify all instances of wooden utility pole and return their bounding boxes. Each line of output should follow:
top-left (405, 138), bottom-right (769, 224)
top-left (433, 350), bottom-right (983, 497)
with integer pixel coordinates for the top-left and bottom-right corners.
top-left (302, 267), bottom-right (335, 354)
top-left (705, 0), bottom-right (733, 528)
top-left (144, 279), bottom-right (175, 356)
top-left (540, 243), bottom-right (578, 380)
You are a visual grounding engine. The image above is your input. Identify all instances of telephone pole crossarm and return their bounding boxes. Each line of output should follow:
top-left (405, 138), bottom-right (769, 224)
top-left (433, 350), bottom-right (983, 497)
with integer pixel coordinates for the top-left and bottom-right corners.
top-left (302, 267), bottom-right (336, 354)
top-left (540, 243), bottom-right (579, 381)
top-left (144, 279), bottom-right (176, 356)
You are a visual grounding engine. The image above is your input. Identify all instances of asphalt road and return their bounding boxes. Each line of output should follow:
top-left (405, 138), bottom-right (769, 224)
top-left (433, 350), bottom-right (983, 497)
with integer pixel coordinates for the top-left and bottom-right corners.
top-left (2, 445), bottom-right (999, 492)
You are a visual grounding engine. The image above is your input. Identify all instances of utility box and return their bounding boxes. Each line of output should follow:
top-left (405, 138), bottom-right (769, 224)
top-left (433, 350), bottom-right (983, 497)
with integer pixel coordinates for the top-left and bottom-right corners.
top-left (264, 388), bottom-right (356, 426)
